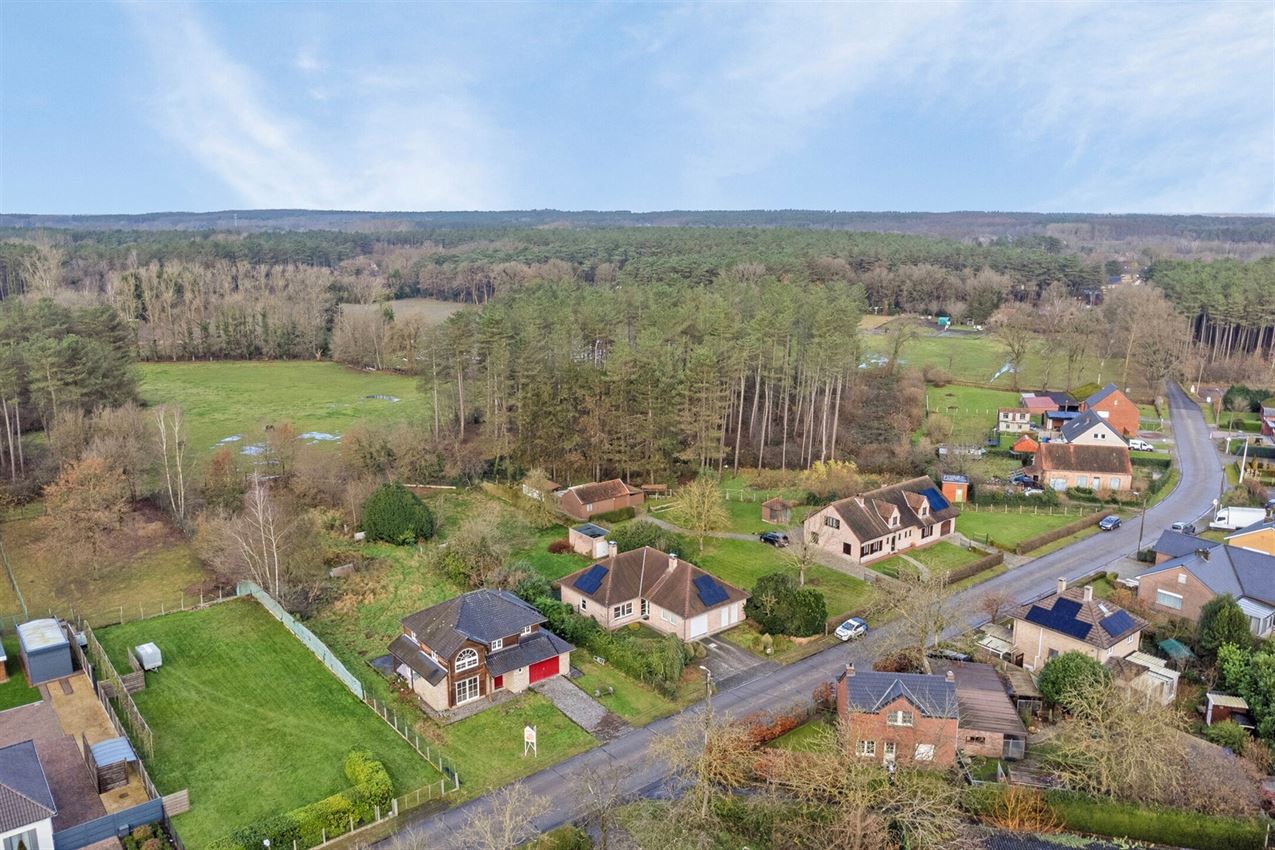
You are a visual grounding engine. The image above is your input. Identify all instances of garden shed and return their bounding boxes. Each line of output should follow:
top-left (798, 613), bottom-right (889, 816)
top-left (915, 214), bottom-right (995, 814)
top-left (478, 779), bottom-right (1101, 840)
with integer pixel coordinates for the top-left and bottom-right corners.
top-left (17, 618), bottom-right (73, 685)
top-left (761, 497), bottom-right (794, 525)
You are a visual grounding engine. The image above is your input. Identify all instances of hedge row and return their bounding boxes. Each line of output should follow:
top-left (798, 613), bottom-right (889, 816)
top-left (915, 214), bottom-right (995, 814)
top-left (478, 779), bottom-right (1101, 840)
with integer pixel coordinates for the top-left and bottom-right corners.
top-left (1131, 454), bottom-right (1172, 470)
top-left (946, 550), bottom-right (1004, 583)
top-left (206, 751), bottom-right (394, 850)
top-left (1014, 509), bottom-right (1113, 555)
top-left (962, 786), bottom-right (1266, 850)
top-left (592, 506), bottom-right (637, 523)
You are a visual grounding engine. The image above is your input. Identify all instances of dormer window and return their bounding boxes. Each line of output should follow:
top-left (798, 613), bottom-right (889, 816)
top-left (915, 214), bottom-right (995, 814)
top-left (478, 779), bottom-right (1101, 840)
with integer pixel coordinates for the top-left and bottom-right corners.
top-left (454, 648), bottom-right (479, 673)
top-left (521, 625), bottom-right (533, 636)
top-left (490, 638), bottom-right (503, 652)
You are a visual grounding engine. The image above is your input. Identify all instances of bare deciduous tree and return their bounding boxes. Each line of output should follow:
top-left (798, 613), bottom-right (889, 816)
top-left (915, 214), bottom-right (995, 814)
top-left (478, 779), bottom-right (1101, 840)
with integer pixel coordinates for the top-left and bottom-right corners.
top-left (196, 480), bottom-right (319, 596)
top-left (454, 782), bottom-right (548, 850)
top-left (671, 477), bottom-right (728, 549)
top-left (875, 570), bottom-right (954, 674)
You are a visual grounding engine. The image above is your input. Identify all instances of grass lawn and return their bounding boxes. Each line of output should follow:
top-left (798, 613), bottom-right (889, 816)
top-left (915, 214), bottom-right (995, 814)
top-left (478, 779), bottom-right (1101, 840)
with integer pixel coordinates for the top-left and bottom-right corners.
top-left (513, 525), bottom-right (592, 581)
top-left (432, 692), bottom-right (594, 793)
top-left (694, 538), bottom-right (873, 617)
top-left (0, 635), bottom-right (41, 711)
top-left (96, 600), bottom-right (441, 849)
top-left (906, 541), bottom-right (982, 574)
top-left (570, 654), bottom-right (701, 726)
top-left (766, 714), bottom-right (834, 752)
top-left (2, 506), bottom-right (209, 625)
top-left (139, 361), bottom-right (427, 455)
top-left (926, 385), bottom-right (1020, 443)
top-left (957, 509), bottom-right (1088, 549)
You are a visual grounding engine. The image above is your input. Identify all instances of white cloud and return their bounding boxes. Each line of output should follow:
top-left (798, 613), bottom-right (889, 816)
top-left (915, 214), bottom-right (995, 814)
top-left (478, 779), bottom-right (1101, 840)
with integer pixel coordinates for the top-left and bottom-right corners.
top-left (122, 1), bottom-right (506, 210)
top-left (667, 0), bottom-right (1275, 212)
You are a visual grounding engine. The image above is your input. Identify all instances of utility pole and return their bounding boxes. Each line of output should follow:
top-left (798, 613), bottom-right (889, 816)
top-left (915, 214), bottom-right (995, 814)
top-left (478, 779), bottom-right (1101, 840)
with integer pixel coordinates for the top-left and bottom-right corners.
top-left (698, 665), bottom-right (714, 723)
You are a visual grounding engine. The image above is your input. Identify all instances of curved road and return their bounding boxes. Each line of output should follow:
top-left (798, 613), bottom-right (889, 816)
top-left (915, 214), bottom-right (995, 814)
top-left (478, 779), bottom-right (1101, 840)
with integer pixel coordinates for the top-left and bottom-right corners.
top-left (393, 382), bottom-right (1222, 845)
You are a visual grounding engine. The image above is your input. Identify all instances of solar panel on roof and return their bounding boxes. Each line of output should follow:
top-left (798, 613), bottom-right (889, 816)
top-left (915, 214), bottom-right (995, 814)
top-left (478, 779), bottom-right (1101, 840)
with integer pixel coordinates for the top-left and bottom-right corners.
top-left (573, 564), bottom-right (609, 594)
top-left (1024, 605), bottom-right (1092, 640)
top-left (1052, 597), bottom-right (1082, 618)
top-left (1099, 610), bottom-right (1137, 638)
top-left (919, 487), bottom-right (950, 511)
top-left (693, 574), bottom-right (729, 606)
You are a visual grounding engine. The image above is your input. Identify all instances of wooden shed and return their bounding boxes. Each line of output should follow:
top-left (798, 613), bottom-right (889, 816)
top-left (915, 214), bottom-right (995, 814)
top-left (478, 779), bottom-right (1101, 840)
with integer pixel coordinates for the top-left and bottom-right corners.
top-left (761, 497), bottom-right (794, 525)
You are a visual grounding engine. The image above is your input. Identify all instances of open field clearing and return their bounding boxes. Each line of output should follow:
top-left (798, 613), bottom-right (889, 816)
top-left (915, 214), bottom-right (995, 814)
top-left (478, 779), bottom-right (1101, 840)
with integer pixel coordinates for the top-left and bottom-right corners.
top-left (97, 600), bottom-right (441, 849)
top-left (139, 361), bottom-right (426, 455)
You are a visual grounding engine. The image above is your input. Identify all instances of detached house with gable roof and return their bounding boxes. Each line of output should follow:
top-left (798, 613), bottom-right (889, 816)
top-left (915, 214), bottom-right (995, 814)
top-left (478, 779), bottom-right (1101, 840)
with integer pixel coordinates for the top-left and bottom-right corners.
top-left (1080, 384), bottom-right (1140, 438)
top-left (1226, 518), bottom-right (1275, 558)
top-left (836, 665), bottom-right (960, 767)
top-left (803, 476), bottom-right (959, 565)
top-left (1135, 544), bottom-right (1275, 637)
top-left (1011, 579), bottom-right (1145, 671)
top-left (558, 545), bottom-right (748, 640)
top-left (0, 740), bottom-right (56, 850)
top-left (1058, 410), bottom-right (1128, 447)
top-left (555, 479), bottom-right (644, 521)
top-left (388, 589), bottom-right (573, 713)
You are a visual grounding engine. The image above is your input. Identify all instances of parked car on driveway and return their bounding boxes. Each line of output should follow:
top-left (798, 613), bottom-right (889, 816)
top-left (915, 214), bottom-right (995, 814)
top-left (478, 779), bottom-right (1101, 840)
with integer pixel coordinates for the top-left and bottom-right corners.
top-left (759, 531), bottom-right (789, 547)
top-left (834, 617), bottom-right (868, 641)
top-left (1098, 515), bottom-right (1122, 531)
top-left (1128, 439), bottom-right (1155, 452)
top-left (1009, 472), bottom-right (1032, 486)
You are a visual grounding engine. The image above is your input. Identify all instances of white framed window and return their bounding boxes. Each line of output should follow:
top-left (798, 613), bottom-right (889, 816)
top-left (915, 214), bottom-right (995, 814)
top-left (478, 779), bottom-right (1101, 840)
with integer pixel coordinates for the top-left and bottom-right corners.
top-left (914, 744), bottom-right (935, 761)
top-left (886, 710), bottom-right (914, 727)
top-left (454, 648), bottom-right (479, 672)
top-left (613, 601), bottom-right (634, 620)
top-left (585, 503), bottom-right (594, 512)
top-left (490, 638), bottom-right (503, 652)
top-left (1076, 475), bottom-right (1089, 488)
top-left (1109, 477), bottom-right (1121, 490)
top-left (521, 624), bottom-right (534, 636)
top-left (454, 675), bottom-right (480, 705)
top-left (883, 742), bottom-right (897, 759)
top-left (1155, 589), bottom-right (1183, 610)
top-left (579, 599), bottom-right (588, 612)
top-left (856, 740), bottom-right (876, 757)
top-left (1177, 573), bottom-right (1187, 585)
top-left (641, 599), bottom-right (650, 617)
top-left (661, 609), bottom-right (680, 625)
top-left (824, 515), bottom-right (841, 530)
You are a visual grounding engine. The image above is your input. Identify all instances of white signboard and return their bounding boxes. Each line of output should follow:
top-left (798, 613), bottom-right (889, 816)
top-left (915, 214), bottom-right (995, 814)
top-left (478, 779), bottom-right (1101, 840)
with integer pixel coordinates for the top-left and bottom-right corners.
top-left (523, 724), bottom-right (537, 757)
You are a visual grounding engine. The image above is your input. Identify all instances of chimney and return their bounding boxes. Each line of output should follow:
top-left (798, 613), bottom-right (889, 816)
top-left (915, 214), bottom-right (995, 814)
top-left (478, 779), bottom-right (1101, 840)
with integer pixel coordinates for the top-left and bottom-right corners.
top-left (1057, 578), bottom-right (1067, 596)
top-left (668, 552), bottom-right (679, 571)
top-left (945, 670), bottom-right (955, 683)
top-left (608, 540), bottom-right (618, 559)
top-left (1196, 547), bottom-right (1211, 561)
top-left (844, 662), bottom-right (855, 677)
top-left (1083, 585), bottom-right (1094, 602)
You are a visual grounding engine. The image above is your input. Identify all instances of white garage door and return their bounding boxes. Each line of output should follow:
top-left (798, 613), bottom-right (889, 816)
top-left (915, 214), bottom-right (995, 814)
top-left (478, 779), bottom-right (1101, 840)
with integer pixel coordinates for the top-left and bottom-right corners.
top-left (688, 614), bottom-right (708, 638)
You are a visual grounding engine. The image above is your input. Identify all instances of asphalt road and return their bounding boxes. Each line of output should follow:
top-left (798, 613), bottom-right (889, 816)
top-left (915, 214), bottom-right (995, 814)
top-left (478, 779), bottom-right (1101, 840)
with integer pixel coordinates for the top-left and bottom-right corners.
top-left (390, 382), bottom-right (1223, 846)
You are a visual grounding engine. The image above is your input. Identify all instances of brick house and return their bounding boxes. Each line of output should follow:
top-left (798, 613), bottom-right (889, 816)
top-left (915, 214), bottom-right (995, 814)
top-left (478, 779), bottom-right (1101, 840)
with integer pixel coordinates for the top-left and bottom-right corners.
top-left (1135, 545), bottom-right (1275, 637)
top-left (1010, 580), bottom-right (1144, 671)
top-left (1080, 384), bottom-right (1140, 437)
top-left (930, 660), bottom-right (1028, 760)
top-left (998, 408), bottom-right (1033, 434)
top-left (388, 589), bottom-right (572, 713)
top-left (556, 479), bottom-right (644, 521)
top-left (803, 476), bottom-right (959, 565)
top-left (1059, 410), bottom-right (1127, 447)
top-left (558, 545), bottom-right (748, 640)
top-left (836, 665), bottom-right (959, 767)
top-left (1149, 528), bottom-right (1221, 564)
top-left (1027, 442), bottom-right (1133, 492)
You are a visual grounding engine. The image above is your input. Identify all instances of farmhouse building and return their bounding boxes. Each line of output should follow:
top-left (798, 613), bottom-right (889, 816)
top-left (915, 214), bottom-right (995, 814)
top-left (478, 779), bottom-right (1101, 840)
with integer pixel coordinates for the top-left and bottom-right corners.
top-left (835, 665), bottom-right (959, 767)
top-left (0, 741), bottom-right (56, 850)
top-left (1058, 410), bottom-right (1127, 447)
top-left (558, 545), bottom-right (748, 640)
top-left (1027, 443), bottom-right (1133, 492)
top-left (389, 589), bottom-right (572, 713)
top-left (1080, 384), bottom-right (1140, 437)
top-left (997, 408), bottom-right (1033, 434)
top-left (1010, 580), bottom-right (1144, 671)
top-left (1135, 545), bottom-right (1275, 637)
top-left (803, 476), bottom-right (959, 565)
top-left (556, 479), bottom-right (644, 521)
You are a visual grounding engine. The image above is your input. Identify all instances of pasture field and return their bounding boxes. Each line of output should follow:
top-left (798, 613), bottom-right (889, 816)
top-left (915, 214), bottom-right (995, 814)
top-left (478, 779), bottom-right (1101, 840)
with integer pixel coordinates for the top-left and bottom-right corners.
top-left (139, 361), bottom-right (426, 455)
top-left (97, 600), bottom-right (441, 849)
top-left (338, 298), bottom-right (464, 325)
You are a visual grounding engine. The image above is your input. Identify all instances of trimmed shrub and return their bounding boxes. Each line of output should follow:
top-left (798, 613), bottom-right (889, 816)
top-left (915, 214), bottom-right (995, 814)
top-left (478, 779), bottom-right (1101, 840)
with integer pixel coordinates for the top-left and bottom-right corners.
top-left (592, 506), bottom-right (636, 524)
top-left (360, 484), bottom-right (435, 544)
top-left (1038, 651), bottom-right (1109, 709)
top-left (746, 572), bottom-right (827, 637)
top-left (1014, 509), bottom-right (1113, 555)
top-left (547, 538), bottom-right (573, 554)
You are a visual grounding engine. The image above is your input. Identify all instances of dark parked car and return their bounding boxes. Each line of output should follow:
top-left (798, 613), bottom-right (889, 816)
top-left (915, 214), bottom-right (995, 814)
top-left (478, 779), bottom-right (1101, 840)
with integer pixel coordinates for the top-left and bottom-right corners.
top-left (1098, 515), bottom-right (1122, 531)
top-left (759, 531), bottom-right (790, 547)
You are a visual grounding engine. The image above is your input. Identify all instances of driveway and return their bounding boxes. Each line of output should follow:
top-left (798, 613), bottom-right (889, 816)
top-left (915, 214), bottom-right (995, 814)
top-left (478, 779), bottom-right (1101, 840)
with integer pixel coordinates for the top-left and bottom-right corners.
top-left (385, 382), bottom-right (1222, 848)
top-left (532, 676), bottom-right (631, 742)
top-left (699, 633), bottom-right (776, 690)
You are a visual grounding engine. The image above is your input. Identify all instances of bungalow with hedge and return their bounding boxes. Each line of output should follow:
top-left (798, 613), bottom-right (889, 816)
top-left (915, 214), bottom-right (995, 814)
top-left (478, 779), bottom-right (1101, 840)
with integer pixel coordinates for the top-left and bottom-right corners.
top-left (388, 589), bottom-right (572, 713)
top-left (558, 544), bottom-right (748, 640)
top-left (1135, 545), bottom-right (1275, 636)
top-left (803, 476), bottom-right (959, 565)
top-left (555, 479), bottom-right (644, 521)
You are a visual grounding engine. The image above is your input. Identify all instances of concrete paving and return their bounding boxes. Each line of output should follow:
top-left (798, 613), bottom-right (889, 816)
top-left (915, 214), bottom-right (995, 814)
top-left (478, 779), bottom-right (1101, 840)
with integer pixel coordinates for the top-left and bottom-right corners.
top-left (532, 676), bottom-right (631, 742)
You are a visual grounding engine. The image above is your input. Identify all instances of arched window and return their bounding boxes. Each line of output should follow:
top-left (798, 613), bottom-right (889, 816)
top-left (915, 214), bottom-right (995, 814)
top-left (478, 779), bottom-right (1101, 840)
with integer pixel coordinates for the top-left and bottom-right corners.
top-left (454, 648), bottom-right (479, 673)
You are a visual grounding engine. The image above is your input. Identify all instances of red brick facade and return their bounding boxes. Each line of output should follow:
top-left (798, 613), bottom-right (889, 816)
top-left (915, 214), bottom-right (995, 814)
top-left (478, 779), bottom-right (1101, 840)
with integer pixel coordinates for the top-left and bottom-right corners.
top-left (1135, 565), bottom-right (1215, 623)
top-left (836, 682), bottom-right (959, 767)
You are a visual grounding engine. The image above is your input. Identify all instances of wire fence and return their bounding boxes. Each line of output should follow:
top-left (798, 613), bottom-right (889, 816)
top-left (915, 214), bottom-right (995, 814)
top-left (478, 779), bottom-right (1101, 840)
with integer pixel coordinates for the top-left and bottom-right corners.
top-left (961, 502), bottom-right (1101, 517)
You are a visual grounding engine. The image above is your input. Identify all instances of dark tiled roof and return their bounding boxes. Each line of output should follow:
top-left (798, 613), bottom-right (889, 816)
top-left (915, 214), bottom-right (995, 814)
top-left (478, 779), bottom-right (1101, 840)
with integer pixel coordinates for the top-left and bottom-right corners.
top-left (0, 740), bottom-right (56, 833)
top-left (559, 547), bottom-right (748, 618)
top-left (572, 523), bottom-right (609, 539)
top-left (1084, 383), bottom-right (1120, 407)
top-left (839, 670), bottom-right (958, 718)
top-left (930, 661), bottom-right (1027, 738)
top-left (401, 589), bottom-right (545, 659)
top-left (1228, 517), bottom-right (1275, 539)
top-left (1060, 410), bottom-right (1123, 443)
top-left (822, 476), bottom-right (959, 543)
top-left (1012, 587), bottom-right (1145, 650)
top-left (563, 479), bottom-right (639, 504)
top-left (1033, 442), bottom-right (1132, 476)
top-left (1139, 545), bottom-right (1275, 607)
top-left (1152, 529), bottom-right (1221, 559)
top-left (485, 631), bottom-right (573, 677)
top-left (388, 635), bottom-right (447, 685)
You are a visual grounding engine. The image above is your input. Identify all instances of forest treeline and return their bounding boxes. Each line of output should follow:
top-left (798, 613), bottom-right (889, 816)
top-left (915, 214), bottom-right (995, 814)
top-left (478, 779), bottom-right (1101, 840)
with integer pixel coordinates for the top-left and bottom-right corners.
top-left (1148, 257), bottom-right (1275, 362)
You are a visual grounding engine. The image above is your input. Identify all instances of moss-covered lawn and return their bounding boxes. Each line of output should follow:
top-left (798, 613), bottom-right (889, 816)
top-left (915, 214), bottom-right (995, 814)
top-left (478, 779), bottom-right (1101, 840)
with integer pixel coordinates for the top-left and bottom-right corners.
top-left (695, 538), bottom-right (873, 617)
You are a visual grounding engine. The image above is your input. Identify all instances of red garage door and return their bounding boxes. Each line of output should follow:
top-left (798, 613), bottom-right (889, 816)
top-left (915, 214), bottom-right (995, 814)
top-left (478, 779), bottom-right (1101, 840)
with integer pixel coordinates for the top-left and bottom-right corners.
top-left (529, 656), bottom-right (560, 684)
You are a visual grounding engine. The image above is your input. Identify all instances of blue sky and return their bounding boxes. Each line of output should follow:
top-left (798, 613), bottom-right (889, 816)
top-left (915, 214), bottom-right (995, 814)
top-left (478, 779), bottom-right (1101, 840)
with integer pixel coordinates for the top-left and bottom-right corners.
top-left (2, 1), bottom-right (1273, 215)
